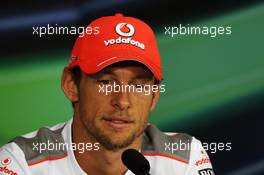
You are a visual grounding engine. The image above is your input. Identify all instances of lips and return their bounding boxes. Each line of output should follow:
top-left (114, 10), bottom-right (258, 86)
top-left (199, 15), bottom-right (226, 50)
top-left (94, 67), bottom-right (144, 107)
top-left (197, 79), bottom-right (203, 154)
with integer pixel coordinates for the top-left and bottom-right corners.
top-left (102, 116), bottom-right (134, 129)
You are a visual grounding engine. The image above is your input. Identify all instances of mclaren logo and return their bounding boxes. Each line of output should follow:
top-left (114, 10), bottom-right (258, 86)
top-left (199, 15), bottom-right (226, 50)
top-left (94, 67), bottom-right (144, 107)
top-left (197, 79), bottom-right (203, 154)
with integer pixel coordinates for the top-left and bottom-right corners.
top-left (115, 23), bottom-right (135, 37)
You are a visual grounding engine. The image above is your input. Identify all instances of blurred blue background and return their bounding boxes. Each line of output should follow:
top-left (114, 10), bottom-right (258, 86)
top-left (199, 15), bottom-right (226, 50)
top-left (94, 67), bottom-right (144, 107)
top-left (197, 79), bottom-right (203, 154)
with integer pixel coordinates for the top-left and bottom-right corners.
top-left (0, 0), bottom-right (264, 174)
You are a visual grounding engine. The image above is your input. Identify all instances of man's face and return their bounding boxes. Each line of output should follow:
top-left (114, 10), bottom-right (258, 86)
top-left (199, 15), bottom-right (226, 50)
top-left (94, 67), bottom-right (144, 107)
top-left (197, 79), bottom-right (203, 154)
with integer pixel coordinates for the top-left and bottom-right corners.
top-left (77, 62), bottom-right (159, 150)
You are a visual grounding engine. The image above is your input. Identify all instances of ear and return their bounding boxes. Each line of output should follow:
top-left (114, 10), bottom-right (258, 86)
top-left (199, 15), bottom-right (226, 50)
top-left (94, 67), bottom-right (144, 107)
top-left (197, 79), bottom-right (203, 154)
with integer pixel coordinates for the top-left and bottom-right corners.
top-left (61, 67), bottom-right (79, 102)
top-left (150, 84), bottom-right (160, 112)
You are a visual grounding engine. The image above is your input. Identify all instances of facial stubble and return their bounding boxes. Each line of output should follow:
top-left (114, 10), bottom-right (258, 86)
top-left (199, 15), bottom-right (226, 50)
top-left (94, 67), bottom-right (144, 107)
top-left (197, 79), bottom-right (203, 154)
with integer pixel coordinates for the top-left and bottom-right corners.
top-left (80, 115), bottom-right (147, 151)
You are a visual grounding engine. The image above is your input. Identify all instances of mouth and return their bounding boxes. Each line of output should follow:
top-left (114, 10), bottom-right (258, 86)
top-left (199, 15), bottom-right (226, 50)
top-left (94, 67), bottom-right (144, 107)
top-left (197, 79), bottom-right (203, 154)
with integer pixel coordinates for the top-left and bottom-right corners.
top-left (102, 116), bottom-right (134, 130)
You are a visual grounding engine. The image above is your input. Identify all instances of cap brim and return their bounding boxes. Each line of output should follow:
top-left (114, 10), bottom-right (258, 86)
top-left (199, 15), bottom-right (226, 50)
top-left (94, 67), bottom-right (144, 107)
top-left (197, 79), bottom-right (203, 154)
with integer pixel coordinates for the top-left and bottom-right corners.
top-left (79, 50), bottom-right (162, 81)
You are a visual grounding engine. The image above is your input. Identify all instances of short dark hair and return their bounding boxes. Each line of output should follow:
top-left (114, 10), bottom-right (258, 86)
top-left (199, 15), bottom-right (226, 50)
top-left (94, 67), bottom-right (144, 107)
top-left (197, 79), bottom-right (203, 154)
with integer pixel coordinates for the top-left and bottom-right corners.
top-left (70, 66), bottom-right (82, 86)
top-left (70, 66), bottom-right (81, 107)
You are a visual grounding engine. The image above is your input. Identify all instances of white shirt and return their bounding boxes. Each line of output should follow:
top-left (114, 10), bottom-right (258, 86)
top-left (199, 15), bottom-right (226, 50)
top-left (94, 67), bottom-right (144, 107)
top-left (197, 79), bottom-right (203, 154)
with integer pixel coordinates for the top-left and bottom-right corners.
top-left (0, 119), bottom-right (214, 175)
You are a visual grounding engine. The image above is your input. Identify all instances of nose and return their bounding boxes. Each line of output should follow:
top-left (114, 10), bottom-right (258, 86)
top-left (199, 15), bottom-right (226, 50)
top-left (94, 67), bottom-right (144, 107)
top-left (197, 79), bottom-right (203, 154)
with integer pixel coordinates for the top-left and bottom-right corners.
top-left (111, 90), bottom-right (131, 110)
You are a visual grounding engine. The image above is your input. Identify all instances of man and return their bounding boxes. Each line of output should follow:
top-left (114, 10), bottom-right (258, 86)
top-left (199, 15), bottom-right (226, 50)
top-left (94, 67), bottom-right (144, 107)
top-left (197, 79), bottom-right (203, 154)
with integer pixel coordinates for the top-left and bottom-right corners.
top-left (0, 13), bottom-right (214, 175)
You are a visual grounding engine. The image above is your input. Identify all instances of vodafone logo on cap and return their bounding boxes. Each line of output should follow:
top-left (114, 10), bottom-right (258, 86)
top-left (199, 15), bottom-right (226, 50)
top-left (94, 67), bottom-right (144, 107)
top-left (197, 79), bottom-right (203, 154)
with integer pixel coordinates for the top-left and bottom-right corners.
top-left (104, 22), bottom-right (144, 50)
top-left (115, 23), bottom-right (135, 37)
top-left (1, 158), bottom-right (11, 165)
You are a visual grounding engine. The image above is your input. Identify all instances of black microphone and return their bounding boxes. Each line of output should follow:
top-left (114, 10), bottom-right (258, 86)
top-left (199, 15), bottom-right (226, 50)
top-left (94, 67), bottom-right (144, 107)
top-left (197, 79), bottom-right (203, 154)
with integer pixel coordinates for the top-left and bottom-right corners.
top-left (121, 149), bottom-right (150, 175)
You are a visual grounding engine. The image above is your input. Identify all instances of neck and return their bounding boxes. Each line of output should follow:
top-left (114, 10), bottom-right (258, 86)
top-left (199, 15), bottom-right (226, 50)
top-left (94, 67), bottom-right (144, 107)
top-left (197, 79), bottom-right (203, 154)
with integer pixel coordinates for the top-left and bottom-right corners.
top-left (71, 108), bottom-right (143, 175)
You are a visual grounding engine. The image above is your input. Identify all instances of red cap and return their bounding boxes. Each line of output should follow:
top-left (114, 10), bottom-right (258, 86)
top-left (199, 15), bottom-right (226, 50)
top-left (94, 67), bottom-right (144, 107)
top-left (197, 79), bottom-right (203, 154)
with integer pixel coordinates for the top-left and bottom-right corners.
top-left (68, 13), bottom-right (162, 81)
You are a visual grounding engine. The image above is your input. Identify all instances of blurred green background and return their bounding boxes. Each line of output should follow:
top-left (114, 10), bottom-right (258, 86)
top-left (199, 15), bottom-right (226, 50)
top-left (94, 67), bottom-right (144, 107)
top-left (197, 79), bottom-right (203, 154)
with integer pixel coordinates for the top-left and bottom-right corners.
top-left (1, 4), bottom-right (263, 145)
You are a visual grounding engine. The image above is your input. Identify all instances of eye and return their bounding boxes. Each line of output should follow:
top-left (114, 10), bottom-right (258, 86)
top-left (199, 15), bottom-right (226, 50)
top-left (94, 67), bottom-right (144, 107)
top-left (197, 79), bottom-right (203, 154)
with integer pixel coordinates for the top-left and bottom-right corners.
top-left (97, 80), bottom-right (111, 85)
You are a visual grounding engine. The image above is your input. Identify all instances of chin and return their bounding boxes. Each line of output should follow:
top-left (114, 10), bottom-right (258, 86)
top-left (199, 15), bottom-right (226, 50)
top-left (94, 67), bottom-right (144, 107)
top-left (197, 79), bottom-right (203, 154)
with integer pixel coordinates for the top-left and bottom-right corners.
top-left (98, 131), bottom-right (138, 150)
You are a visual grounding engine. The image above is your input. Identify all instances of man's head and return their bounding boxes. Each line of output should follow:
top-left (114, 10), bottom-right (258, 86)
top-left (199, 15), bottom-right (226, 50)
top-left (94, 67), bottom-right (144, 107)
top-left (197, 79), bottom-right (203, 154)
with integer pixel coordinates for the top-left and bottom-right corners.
top-left (61, 13), bottom-right (162, 150)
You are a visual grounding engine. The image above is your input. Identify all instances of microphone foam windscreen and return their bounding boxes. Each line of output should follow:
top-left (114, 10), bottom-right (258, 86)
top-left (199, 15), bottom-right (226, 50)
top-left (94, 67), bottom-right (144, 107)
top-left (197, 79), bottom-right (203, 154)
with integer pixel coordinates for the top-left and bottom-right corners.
top-left (121, 149), bottom-right (150, 174)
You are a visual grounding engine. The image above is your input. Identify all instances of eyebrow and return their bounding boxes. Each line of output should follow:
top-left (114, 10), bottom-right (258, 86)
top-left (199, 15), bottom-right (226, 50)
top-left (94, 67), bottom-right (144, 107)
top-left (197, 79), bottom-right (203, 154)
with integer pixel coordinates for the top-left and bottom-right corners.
top-left (131, 74), bottom-right (154, 80)
top-left (97, 69), bottom-right (154, 80)
top-left (100, 69), bottom-right (115, 76)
